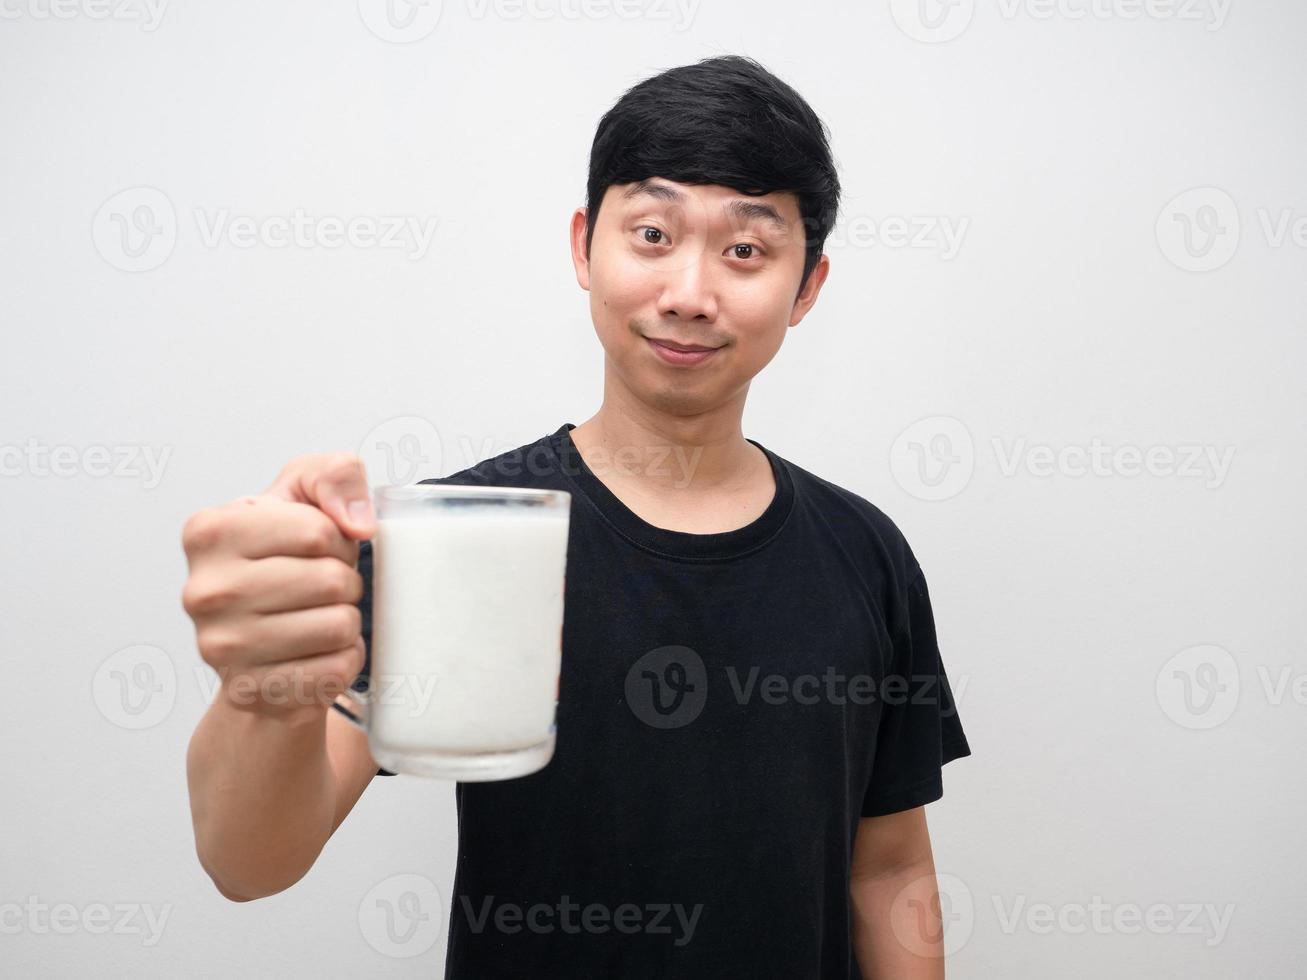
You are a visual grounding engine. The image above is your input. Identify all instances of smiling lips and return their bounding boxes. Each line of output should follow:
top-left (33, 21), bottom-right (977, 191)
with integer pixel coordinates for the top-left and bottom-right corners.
top-left (645, 337), bottom-right (722, 366)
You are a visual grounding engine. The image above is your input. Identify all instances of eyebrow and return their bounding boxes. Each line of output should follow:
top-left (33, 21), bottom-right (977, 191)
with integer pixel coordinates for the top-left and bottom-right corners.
top-left (620, 179), bottom-right (789, 234)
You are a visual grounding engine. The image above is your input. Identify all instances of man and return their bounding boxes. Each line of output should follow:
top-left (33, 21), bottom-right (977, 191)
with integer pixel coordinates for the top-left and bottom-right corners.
top-left (183, 54), bottom-right (971, 978)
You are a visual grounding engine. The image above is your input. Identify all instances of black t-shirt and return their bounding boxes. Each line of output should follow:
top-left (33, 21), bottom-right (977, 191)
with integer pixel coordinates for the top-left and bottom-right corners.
top-left (337, 422), bottom-right (970, 979)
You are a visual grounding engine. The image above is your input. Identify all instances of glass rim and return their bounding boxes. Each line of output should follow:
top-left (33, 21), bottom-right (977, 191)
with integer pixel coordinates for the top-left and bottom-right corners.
top-left (373, 483), bottom-right (570, 505)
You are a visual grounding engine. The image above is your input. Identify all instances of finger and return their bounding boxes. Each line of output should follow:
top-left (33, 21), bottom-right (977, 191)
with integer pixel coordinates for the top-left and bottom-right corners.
top-left (243, 556), bottom-right (364, 614)
top-left (226, 602), bottom-right (364, 665)
top-left (264, 453), bottom-right (376, 540)
top-left (188, 556), bottom-right (363, 616)
top-left (218, 497), bottom-right (358, 563)
top-left (220, 640), bottom-right (366, 711)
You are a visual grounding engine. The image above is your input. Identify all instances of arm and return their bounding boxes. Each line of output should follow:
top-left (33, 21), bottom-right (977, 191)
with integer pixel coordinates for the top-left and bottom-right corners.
top-left (186, 694), bottom-right (381, 901)
top-left (182, 453), bottom-right (384, 902)
top-left (850, 806), bottom-right (947, 980)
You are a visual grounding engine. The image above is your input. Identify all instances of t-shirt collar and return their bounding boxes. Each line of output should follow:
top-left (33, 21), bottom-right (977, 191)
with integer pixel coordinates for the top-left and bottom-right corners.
top-left (545, 422), bottom-right (795, 562)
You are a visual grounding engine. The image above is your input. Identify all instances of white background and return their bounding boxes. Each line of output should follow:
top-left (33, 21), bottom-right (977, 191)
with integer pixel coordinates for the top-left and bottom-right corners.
top-left (1, 0), bottom-right (1304, 976)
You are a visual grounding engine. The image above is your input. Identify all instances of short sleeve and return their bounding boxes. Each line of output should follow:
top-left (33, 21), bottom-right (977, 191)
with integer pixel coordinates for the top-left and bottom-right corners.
top-left (861, 566), bottom-right (970, 816)
top-left (330, 537), bottom-right (397, 777)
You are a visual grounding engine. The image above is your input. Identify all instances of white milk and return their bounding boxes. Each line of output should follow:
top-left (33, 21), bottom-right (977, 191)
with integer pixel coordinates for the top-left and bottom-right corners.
top-left (368, 509), bottom-right (569, 755)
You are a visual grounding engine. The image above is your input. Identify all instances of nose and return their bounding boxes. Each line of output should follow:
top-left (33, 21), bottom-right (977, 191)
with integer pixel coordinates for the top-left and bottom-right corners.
top-left (655, 250), bottom-right (718, 323)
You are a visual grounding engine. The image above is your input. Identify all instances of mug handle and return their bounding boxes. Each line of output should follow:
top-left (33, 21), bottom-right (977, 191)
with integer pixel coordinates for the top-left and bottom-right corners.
top-left (335, 522), bottom-right (375, 731)
top-left (333, 684), bottom-right (371, 732)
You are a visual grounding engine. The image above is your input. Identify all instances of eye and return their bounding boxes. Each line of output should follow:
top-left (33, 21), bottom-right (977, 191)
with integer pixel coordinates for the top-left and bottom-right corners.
top-left (639, 226), bottom-right (666, 245)
top-left (730, 243), bottom-right (761, 261)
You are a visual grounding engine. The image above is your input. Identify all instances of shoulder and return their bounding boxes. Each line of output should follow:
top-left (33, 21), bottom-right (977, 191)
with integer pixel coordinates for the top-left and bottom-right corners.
top-left (779, 452), bottom-right (925, 596)
top-left (416, 429), bottom-right (565, 491)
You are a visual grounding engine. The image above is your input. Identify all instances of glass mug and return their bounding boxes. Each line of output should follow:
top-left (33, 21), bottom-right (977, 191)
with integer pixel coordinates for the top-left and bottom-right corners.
top-left (335, 484), bottom-right (571, 780)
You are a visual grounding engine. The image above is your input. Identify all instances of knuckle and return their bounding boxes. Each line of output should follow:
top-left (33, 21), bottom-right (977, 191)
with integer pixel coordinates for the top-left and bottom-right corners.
top-left (324, 604), bottom-right (362, 646)
top-left (181, 576), bottom-right (235, 617)
top-left (347, 637), bottom-right (365, 671)
top-left (277, 454), bottom-right (313, 482)
top-left (180, 579), bottom-right (203, 617)
top-left (197, 627), bottom-right (243, 668)
top-left (300, 518), bottom-right (338, 555)
top-left (324, 644), bottom-right (364, 686)
top-left (322, 452), bottom-right (364, 483)
top-left (182, 508), bottom-right (223, 553)
top-left (323, 562), bottom-right (362, 604)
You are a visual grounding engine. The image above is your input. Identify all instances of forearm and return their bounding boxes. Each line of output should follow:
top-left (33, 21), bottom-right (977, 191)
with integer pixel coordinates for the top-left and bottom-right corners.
top-left (186, 694), bottom-right (336, 901)
top-left (850, 858), bottom-right (946, 980)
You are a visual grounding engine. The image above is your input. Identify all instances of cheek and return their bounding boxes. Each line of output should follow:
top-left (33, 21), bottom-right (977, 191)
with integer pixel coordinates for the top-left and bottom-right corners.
top-left (723, 278), bottom-right (792, 333)
top-left (592, 250), bottom-right (651, 302)
top-left (591, 261), bottom-right (660, 331)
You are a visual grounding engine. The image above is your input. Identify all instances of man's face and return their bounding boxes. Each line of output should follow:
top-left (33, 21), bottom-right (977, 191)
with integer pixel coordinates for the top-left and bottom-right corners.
top-left (570, 177), bottom-right (829, 417)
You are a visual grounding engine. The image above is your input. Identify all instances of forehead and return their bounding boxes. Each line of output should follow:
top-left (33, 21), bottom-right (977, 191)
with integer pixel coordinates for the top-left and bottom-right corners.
top-left (607, 178), bottom-right (802, 232)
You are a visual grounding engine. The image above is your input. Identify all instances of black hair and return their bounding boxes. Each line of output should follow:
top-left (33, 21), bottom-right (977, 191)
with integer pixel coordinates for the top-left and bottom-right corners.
top-left (585, 54), bottom-right (841, 296)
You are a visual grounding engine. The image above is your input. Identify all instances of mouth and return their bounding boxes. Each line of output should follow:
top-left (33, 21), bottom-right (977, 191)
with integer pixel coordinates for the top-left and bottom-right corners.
top-left (644, 337), bottom-right (723, 366)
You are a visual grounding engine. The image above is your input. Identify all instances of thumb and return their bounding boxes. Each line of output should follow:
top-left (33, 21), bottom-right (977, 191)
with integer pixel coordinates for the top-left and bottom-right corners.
top-left (264, 452), bottom-right (377, 540)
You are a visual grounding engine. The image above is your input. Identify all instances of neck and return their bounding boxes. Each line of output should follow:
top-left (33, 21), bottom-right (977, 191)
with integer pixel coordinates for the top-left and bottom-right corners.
top-left (570, 379), bottom-right (761, 496)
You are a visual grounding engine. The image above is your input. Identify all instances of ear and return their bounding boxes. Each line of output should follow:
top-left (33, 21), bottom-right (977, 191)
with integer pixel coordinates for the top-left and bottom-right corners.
top-left (789, 253), bottom-right (830, 328)
top-left (570, 207), bottom-right (591, 291)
